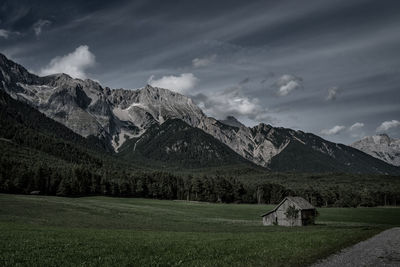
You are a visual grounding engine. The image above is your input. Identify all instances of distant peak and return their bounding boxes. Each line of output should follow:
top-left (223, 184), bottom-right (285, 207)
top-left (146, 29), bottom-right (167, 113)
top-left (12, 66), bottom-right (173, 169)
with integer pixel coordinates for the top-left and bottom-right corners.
top-left (219, 116), bottom-right (244, 128)
top-left (0, 52), bottom-right (39, 83)
top-left (226, 115), bottom-right (238, 121)
top-left (356, 134), bottom-right (392, 145)
top-left (51, 73), bottom-right (73, 79)
top-left (0, 52), bottom-right (17, 66)
top-left (0, 53), bottom-right (12, 65)
top-left (141, 84), bottom-right (185, 97)
top-left (256, 122), bottom-right (273, 129)
top-left (143, 84), bottom-right (165, 92)
top-left (374, 134), bottom-right (391, 143)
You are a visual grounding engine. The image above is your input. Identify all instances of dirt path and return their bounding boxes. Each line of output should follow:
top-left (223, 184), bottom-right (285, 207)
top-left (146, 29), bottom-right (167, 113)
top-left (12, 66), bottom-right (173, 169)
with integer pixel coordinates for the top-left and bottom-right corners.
top-left (312, 228), bottom-right (400, 267)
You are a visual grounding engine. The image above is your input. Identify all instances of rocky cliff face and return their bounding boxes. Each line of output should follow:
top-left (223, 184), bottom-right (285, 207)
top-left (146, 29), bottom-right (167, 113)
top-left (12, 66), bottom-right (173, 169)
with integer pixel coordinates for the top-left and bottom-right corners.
top-left (1, 53), bottom-right (276, 164)
top-left (1, 53), bottom-right (399, 174)
top-left (351, 134), bottom-right (400, 166)
top-left (0, 53), bottom-right (199, 149)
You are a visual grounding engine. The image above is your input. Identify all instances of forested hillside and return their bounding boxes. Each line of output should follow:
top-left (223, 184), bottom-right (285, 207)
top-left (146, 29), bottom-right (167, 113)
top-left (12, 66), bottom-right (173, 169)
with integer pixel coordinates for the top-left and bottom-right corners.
top-left (117, 119), bottom-right (255, 168)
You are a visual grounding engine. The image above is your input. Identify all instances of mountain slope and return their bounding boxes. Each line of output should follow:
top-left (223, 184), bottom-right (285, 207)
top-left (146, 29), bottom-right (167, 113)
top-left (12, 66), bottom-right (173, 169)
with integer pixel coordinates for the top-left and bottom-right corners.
top-left (269, 136), bottom-right (400, 174)
top-left (351, 134), bottom-right (400, 166)
top-left (0, 88), bottom-right (155, 196)
top-left (0, 89), bottom-right (110, 166)
top-left (117, 119), bottom-right (255, 168)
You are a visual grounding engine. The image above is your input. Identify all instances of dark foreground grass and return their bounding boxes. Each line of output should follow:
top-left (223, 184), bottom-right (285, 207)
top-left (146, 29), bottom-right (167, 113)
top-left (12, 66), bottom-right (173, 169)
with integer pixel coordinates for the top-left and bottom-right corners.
top-left (0, 194), bottom-right (399, 266)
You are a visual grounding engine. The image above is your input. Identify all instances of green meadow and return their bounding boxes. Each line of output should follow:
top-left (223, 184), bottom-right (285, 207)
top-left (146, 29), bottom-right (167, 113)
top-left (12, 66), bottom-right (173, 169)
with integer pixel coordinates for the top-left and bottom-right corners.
top-left (0, 194), bottom-right (399, 266)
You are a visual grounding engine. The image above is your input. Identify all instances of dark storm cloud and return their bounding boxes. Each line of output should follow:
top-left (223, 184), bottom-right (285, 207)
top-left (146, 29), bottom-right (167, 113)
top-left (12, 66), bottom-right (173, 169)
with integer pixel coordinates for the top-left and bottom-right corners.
top-left (1, 0), bottom-right (399, 143)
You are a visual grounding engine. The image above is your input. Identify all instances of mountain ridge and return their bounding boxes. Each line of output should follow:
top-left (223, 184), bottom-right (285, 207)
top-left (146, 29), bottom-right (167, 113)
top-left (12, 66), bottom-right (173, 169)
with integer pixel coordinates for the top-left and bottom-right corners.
top-left (1, 53), bottom-right (399, 174)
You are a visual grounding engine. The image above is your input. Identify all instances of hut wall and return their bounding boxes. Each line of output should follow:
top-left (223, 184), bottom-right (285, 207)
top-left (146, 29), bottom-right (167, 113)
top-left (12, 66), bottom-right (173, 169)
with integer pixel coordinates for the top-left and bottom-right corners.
top-left (262, 213), bottom-right (277, 226)
top-left (275, 199), bottom-right (302, 226)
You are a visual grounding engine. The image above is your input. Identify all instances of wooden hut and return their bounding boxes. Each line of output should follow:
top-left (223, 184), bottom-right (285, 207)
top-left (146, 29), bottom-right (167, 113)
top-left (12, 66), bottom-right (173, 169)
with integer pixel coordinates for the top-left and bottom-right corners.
top-left (261, 196), bottom-right (316, 226)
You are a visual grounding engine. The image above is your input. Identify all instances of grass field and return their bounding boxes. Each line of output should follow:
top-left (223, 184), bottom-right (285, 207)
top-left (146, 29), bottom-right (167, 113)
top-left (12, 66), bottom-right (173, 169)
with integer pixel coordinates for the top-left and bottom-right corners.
top-left (0, 194), bottom-right (399, 266)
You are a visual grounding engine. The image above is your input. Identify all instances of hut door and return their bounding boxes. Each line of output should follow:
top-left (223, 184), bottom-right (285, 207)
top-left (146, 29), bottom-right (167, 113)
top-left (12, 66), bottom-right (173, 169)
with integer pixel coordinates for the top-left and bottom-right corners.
top-left (275, 217), bottom-right (278, 225)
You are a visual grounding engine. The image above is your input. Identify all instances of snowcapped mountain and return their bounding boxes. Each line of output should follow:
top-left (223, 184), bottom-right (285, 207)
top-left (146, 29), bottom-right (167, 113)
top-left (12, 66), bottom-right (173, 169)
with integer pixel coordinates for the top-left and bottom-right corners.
top-left (351, 134), bottom-right (400, 166)
top-left (1, 53), bottom-right (399, 174)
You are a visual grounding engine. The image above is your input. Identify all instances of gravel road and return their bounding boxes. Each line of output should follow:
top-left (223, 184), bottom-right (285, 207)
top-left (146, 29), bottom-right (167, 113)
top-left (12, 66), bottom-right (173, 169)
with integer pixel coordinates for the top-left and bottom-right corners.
top-left (312, 228), bottom-right (400, 267)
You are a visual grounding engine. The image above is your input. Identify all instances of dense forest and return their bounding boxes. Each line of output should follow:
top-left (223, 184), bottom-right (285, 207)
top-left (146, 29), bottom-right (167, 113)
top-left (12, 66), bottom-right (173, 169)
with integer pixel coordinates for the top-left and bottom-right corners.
top-left (1, 157), bottom-right (399, 207)
top-left (1, 89), bottom-right (400, 207)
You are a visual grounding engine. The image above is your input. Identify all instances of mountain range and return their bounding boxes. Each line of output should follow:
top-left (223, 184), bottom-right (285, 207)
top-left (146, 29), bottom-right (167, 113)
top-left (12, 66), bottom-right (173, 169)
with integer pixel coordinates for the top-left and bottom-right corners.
top-left (1, 53), bottom-right (399, 174)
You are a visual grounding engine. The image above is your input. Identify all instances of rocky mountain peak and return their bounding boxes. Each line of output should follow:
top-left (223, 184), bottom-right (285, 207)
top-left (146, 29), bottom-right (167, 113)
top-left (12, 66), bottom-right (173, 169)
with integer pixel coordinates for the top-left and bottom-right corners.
top-left (0, 53), bottom-right (39, 87)
top-left (0, 53), bottom-right (9, 66)
top-left (359, 134), bottom-right (393, 145)
top-left (43, 73), bottom-right (75, 87)
top-left (139, 85), bottom-right (198, 106)
top-left (252, 123), bottom-right (273, 134)
top-left (374, 134), bottom-right (391, 144)
top-left (48, 73), bottom-right (73, 80)
top-left (351, 134), bottom-right (400, 166)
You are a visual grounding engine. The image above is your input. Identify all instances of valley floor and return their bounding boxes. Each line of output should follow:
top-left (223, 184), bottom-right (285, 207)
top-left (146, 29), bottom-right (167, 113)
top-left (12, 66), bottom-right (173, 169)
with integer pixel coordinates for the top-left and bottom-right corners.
top-left (0, 194), bottom-right (399, 266)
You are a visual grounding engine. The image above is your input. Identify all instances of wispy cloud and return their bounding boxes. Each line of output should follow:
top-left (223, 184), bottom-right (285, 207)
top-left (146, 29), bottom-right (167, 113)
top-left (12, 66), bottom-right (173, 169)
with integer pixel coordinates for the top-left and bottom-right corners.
top-left (376, 120), bottom-right (400, 132)
top-left (192, 85), bottom-right (273, 123)
top-left (349, 122), bottom-right (364, 131)
top-left (33, 19), bottom-right (52, 36)
top-left (0, 29), bottom-right (10, 39)
top-left (0, 29), bottom-right (20, 39)
top-left (192, 54), bottom-right (217, 68)
top-left (326, 86), bottom-right (340, 101)
top-left (39, 45), bottom-right (96, 79)
top-left (321, 125), bottom-right (346, 135)
top-left (275, 74), bottom-right (303, 96)
top-left (148, 73), bottom-right (198, 94)
top-left (349, 122), bottom-right (365, 139)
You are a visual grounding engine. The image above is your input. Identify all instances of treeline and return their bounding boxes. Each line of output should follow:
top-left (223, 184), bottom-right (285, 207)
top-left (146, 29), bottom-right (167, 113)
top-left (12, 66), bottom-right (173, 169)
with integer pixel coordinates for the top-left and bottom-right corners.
top-left (294, 186), bottom-right (399, 207)
top-left (1, 160), bottom-right (399, 207)
top-left (0, 160), bottom-right (285, 203)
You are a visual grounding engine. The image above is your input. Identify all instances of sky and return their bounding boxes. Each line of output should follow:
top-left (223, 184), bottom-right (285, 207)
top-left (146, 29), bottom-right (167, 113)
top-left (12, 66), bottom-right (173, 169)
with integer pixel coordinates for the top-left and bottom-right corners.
top-left (0, 0), bottom-right (399, 144)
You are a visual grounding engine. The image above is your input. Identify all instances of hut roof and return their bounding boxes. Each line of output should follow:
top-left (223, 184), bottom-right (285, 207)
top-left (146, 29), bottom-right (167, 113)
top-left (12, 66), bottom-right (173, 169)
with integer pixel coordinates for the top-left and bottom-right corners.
top-left (287, 196), bottom-right (315, 210)
top-left (261, 196), bottom-right (315, 217)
